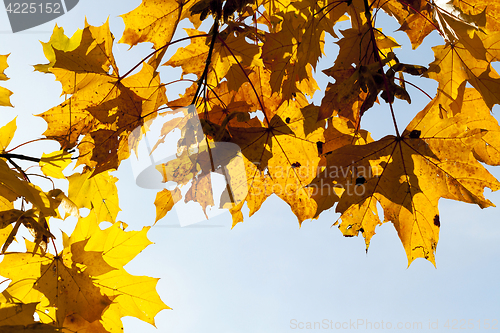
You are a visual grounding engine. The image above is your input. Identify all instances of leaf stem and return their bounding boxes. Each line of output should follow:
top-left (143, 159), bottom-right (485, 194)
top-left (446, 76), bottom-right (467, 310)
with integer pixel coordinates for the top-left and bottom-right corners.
top-left (5, 138), bottom-right (53, 153)
top-left (191, 20), bottom-right (220, 106)
top-left (364, 0), bottom-right (401, 137)
top-left (216, 35), bottom-right (270, 126)
top-left (0, 153), bottom-right (41, 163)
top-left (393, 76), bottom-right (433, 100)
top-left (1, 154), bottom-right (36, 182)
top-left (118, 33), bottom-right (210, 82)
top-left (397, 0), bottom-right (446, 39)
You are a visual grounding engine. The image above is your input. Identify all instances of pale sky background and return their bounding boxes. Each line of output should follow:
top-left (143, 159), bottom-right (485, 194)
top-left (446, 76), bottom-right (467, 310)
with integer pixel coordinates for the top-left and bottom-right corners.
top-left (1, 1), bottom-right (499, 332)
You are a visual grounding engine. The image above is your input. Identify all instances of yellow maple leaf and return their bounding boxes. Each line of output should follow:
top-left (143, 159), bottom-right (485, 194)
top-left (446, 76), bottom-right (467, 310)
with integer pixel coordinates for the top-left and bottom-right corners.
top-left (67, 215), bottom-right (152, 269)
top-left (0, 117), bottom-right (16, 153)
top-left (426, 41), bottom-right (500, 109)
top-left (155, 149), bottom-right (200, 187)
top-left (308, 116), bottom-right (373, 219)
top-left (319, 24), bottom-right (400, 123)
top-left (66, 212), bottom-right (168, 330)
top-left (0, 160), bottom-right (55, 217)
top-left (453, 0), bottom-right (500, 33)
top-left (119, 0), bottom-right (201, 49)
top-left (0, 239), bottom-right (114, 328)
top-left (39, 151), bottom-right (72, 179)
top-left (231, 66), bottom-right (285, 120)
top-left (226, 96), bottom-right (324, 222)
top-left (224, 156), bottom-right (273, 227)
top-left (312, 91), bottom-right (500, 265)
top-left (50, 20), bottom-right (117, 95)
top-left (381, 0), bottom-right (435, 49)
top-left (67, 169), bottom-right (120, 223)
top-left (0, 54), bottom-right (13, 107)
top-left (158, 92), bottom-right (325, 224)
top-left (0, 208), bottom-right (167, 332)
top-left (33, 25), bottom-right (83, 73)
top-left (154, 188), bottom-right (182, 223)
top-left (38, 21), bottom-right (167, 173)
top-left (185, 172), bottom-right (215, 217)
top-left (261, 0), bottom-right (349, 99)
top-left (449, 84), bottom-right (500, 165)
top-left (0, 298), bottom-right (37, 327)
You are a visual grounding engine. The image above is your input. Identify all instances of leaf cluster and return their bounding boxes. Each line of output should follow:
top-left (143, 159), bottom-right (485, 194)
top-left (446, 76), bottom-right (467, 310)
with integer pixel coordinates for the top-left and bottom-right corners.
top-left (2, 0), bottom-right (500, 330)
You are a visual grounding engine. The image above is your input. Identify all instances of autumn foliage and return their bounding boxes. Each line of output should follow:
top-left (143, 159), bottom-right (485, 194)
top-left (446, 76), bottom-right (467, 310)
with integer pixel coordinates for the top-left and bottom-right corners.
top-left (2, 0), bottom-right (500, 330)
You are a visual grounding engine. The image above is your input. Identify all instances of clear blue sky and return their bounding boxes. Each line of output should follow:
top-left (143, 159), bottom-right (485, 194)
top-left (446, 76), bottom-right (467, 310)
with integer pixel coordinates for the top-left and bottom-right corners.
top-left (1, 1), bottom-right (499, 332)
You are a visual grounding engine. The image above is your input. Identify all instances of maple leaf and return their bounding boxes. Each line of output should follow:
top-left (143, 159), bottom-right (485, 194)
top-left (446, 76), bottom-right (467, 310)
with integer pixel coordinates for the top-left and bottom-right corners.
top-left (33, 25), bottom-right (83, 73)
top-left (224, 95), bottom-right (324, 222)
top-left (155, 93), bottom-right (325, 223)
top-left (319, 24), bottom-right (400, 122)
top-left (155, 149), bottom-right (201, 187)
top-left (0, 239), bottom-right (114, 328)
top-left (312, 91), bottom-right (500, 265)
top-left (198, 81), bottom-right (253, 124)
top-left (39, 151), bottom-right (72, 179)
top-left (322, 116), bottom-right (373, 157)
top-left (0, 298), bottom-right (37, 326)
top-left (425, 41), bottom-right (500, 109)
top-left (319, 74), bottom-right (367, 124)
top-left (37, 21), bottom-right (167, 174)
top-left (230, 66), bottom-right (285, 120)
top-left (0, 117), bottom-right (16, 153)
top-left (449, 84), bottom-right (500, 165)
top-left (49, 19), bottom-right (118, 95)
top-left (66, 212), bottom-right (168, 330)
top-left (0, 208), bottom-right (167, 332)
top-left (259, 0), bottom-right (352, 100)
top-left (0, 159), bottom-right (55, 218)
top-left (165, 81), bottom-right (253, 141)
top-left (307, 116), bottom-right (373, 218)
top-left (153, 135), bottom-right (227, 216)
top-left (0, 54), bottom-right (13, 107)
top-left (152, 103), bottom-right (254, 219)
top-left (119, 0), bottom-right (202, 49)
top-left (67, 169), bottom-right (120, 223)
top-left (452, 0), bottom-right (500, 33)
top-left (185, 173), bottom-right (215, 217)
top-left (381, 0), bottom-right (435, 49)
top-left (154, 188), bottom-right (182, 222)
top-left (223, 155), bottom-right (273, 226)
top-left (163, 29), bottom-right (208, 79)
top-left (261, 8), bottom-right (319, 99)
